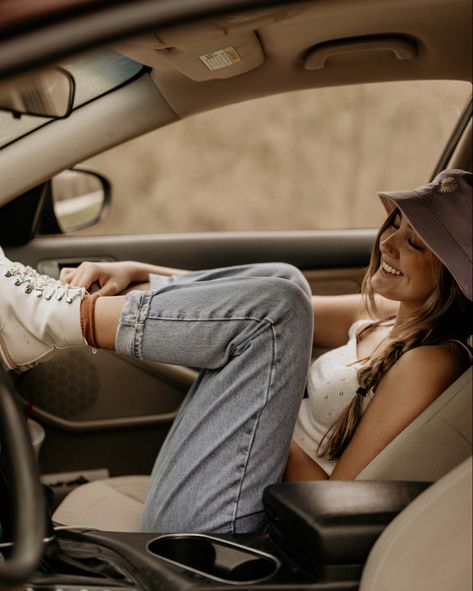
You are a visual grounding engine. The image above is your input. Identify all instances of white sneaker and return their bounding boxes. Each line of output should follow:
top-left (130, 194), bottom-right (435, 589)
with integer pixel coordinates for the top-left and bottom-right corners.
top-left (0, 255), bottom-right (87, 372)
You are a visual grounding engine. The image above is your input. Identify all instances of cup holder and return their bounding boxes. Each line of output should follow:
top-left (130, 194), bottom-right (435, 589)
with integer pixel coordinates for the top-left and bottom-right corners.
top-left (147, 533), bottom-right (280, 585)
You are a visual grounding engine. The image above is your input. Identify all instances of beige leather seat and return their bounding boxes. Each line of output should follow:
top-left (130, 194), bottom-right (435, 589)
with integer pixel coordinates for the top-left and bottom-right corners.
top-left (360, 456), bottom-right (472, 591)
top-left (53, 475), bottom-right (150, 531)
top-left (53, 367), bottom-right (472, 531)
top-left (357, 366), bottom-right (472, 481)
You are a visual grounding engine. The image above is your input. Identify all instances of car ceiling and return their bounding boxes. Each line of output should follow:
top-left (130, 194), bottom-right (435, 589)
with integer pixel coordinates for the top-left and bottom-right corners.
top-left (0, 0), bottom-right (471, 205)
top-left (117, 0), bottom-right (472, 116)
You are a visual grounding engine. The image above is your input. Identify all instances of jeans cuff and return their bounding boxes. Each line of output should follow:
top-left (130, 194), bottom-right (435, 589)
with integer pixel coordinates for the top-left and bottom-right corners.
top-left (149, 273), bottom-right (175, 290)
top-left (115, 290), bottom-right (151, 358)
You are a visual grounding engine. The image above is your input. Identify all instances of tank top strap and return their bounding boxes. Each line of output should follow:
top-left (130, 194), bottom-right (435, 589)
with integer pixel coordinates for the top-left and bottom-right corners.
top-left (348, 319), bottom-right (374, 340)
top-left (444, 339), bottom-right (473, 363)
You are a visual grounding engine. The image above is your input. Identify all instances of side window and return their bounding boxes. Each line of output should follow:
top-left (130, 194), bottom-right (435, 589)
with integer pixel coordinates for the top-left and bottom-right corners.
top-left (80, 80), bottom-right (470, 235)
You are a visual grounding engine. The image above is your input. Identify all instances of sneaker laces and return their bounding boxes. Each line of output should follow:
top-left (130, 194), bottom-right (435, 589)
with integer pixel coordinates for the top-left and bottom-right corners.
top-left (4, 263), bottom-right (85, 303)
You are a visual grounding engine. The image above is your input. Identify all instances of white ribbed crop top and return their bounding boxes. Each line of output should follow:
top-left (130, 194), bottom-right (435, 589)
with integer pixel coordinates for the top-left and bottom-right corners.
top-left (292, 319), bottom-right (374, 475)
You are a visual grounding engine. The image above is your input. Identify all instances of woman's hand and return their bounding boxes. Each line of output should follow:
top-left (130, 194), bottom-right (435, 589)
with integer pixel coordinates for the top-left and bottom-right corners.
top-left (59, 261), bottom-right (143, 296)
top-left (60, 260), bottom-right (188, 296)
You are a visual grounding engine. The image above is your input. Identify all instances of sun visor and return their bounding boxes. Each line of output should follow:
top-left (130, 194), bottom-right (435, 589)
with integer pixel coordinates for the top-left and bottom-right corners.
top-left (156, 30), bottom-right (264, 81)
top-left (115, 26), bottom-right (265, 81)
top-left (113, 3), bottom-right (320, 81)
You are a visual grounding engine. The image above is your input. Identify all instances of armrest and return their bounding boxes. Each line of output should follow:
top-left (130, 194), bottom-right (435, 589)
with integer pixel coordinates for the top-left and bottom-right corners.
top-left (263, 480), bottom-right (430, 581)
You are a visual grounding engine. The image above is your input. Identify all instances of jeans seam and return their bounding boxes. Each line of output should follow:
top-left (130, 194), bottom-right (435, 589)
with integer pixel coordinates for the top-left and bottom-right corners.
top-left (230, 322), bottom-right (277, 533)
top-left (134, 292), bottom-right (153, 358)
top-left (144, 315), bottom-right (276, 324)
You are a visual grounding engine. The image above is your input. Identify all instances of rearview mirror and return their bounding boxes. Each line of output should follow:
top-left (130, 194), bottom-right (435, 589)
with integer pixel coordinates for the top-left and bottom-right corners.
top-left (0, 67), bottom-right (75, 118)
top-left (51, 168), bottom-right (110, 233)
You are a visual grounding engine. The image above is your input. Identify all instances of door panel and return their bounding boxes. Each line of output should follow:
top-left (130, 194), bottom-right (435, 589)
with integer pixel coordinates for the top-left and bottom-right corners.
top-left (304, 267), bottom-right (366, 295)
top-left (5, 229), bottom-right (375, 478)
top-left (5, 230), bottom-right (376, 274)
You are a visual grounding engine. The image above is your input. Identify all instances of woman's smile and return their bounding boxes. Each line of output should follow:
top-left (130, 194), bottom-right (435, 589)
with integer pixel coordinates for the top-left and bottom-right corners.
top-left (380, 260), bottom-right (403, 277)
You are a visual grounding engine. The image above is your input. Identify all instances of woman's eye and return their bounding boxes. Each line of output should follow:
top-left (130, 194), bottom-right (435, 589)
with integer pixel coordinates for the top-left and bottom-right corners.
top-left (391, 216), bottom-right (401, 230)
top-left (408, 239), bottom-right (423, 251)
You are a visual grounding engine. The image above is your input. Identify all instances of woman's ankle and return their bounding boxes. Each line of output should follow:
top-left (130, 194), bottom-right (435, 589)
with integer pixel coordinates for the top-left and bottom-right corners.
top-left (92, 295), bottom-right (126, 350)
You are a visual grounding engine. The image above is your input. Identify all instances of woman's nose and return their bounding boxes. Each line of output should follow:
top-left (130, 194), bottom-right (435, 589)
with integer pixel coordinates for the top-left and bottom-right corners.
top-left (380, 232), bottom-right (399, 257)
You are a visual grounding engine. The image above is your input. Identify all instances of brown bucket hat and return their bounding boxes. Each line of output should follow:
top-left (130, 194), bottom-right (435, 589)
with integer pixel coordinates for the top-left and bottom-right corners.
top-left (378, 169), bottom-right (472, 301)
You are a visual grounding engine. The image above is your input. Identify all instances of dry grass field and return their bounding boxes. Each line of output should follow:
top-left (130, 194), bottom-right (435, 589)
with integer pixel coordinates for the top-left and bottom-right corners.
top-left (82, 80), bottom-right (470, 235)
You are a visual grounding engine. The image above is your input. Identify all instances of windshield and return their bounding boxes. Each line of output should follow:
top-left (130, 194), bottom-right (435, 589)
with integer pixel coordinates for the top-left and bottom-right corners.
top-left (0, 49), bottom-right (144, 149)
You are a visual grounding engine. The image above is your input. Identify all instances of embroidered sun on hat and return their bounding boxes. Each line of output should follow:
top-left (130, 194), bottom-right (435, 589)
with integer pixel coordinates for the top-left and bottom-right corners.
top-left (378, 169), bottom-right (472, 301)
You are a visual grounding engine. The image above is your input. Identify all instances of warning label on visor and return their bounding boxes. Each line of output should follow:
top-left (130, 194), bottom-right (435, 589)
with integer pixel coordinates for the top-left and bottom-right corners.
top-left (200, 47), bottom-right (242, 70)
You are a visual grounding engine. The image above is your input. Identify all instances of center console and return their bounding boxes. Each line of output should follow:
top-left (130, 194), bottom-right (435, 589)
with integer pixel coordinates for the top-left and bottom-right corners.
top-left (12, 479), bottom-right (429, 590)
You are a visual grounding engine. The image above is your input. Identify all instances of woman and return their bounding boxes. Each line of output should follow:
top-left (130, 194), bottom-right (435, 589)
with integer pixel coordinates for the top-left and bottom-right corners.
top-left (0, 168), bottom-right (471, 534)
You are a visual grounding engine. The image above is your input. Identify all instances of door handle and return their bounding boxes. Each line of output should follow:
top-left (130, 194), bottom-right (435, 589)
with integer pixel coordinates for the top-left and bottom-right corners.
top-left (37, 257), bottom-right (114, 279)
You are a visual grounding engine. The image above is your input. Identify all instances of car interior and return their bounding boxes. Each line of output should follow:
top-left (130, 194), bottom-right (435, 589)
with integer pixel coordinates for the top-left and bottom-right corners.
top-left (0, 0), bottom-right (471, 589)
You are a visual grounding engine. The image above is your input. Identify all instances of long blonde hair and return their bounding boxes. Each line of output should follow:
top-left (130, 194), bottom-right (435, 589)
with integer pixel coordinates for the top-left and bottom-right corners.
top-left (318, 209), bottom-right (472, 460)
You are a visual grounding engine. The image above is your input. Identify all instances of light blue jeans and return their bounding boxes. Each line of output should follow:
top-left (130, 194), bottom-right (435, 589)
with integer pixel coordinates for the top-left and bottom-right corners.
top-left (115, 263), bottom-right (313, 534)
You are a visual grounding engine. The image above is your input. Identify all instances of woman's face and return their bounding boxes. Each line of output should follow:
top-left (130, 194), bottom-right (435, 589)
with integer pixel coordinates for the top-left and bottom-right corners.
top-left (371, 210), bottom-right (442, 311)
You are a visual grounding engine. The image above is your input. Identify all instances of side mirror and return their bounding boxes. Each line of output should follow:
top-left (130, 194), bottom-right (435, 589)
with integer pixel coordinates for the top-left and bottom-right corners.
top-left (0, 169), bottom-right (111, 246)
top-left (0, 67), bottom-right (75, 119)
top-left (50, 168), bottom-right (111, 233)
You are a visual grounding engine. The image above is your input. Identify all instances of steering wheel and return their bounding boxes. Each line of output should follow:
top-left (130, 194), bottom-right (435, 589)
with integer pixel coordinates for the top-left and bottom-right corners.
top-left (0, 368), bottom-right (46, 587)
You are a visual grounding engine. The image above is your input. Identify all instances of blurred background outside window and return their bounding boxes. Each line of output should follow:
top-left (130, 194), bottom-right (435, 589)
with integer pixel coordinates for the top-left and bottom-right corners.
top-left (78, 80), bottom-right (471, 235)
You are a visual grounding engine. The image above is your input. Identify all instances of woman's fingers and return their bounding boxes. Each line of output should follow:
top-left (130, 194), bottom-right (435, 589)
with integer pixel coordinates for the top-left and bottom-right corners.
top-left (59, 266), bottom-right (76, 283)
top-left (59, 261), bottom-right (132, 295)
top-left (70, 263), bottom-right (98, 288)
top-left (92, 280), bottom-right (120, 297)
top-left (59, 262), bottom-right (103, 290)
